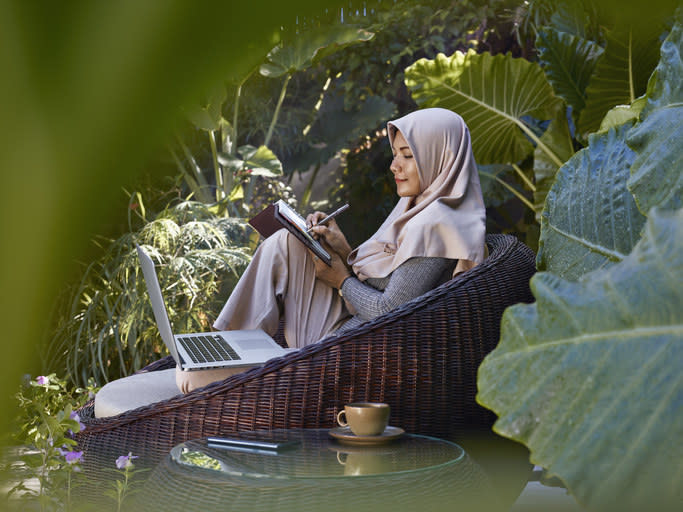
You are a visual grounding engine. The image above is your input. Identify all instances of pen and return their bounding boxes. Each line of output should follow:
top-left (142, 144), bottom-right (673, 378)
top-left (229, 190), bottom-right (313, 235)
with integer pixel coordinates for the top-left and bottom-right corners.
top-left (306, 204), bottom-right (349, 233)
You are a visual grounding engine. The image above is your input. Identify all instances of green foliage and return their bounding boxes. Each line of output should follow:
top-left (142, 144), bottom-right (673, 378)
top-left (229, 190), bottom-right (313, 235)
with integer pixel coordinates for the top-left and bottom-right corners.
top-left (535, 27), bottom-right (603, 122)
top-left (402, 0), bottom-right (674, 250)
top-left (536, 123), bottom-right (646, 280)
top-left (326, 0), bottom-right (502, 111)
top-left (478, 209), bottom-right (683, 510)
top-left (174, 23), bottom-right (377, 215)
top-left (44, 202), bottom-right (255, 387)
top-left (104, 454), bottom-right (149, 512)
top-left (577, 25), bottom-right (663, 139)
top-left (406, 49), bottom-right (563, 165)
top-left (532, 107), bottom-right (575, 221)
top-left (260, 25), bottom-right (374, 77)
top-left (626, 19), bottom-right (683, 213)
top-left (0, 0), bottom-right (346, 440)
top-left (9, 374), bottom-right (95, 511)
top-left (311, 1), bottom-right (515, 237)
top-left (8, 376), bottom-right (148, 512)
top-left (478, 10), bottom-right (683, 510)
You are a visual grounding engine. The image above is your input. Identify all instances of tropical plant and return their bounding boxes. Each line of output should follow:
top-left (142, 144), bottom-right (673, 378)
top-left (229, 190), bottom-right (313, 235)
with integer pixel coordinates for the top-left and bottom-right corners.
top-left (403, 0), bottom-right (668, 247)
top-left (476, 10), bottom-right (682, 511)
top-left (43, 201), bottom-right (255, 387)
top-left (8, 374), bottom-right (94, 511)
top-left (172, 23), bottom-right (378, 215)
top-left (105, 453), bottom-right (148, 512)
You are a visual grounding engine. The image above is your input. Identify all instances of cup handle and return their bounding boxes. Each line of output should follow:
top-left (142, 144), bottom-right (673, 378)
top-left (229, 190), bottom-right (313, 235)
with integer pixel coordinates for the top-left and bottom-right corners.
top-left (336, 452), bottom-right (347, 465)
top-left (337, 410), bottom-right (348, 427)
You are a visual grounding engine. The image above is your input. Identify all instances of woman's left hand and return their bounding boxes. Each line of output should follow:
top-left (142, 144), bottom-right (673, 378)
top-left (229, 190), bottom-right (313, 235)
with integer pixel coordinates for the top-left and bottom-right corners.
top-left (312, 241), bottom-right (352, 290)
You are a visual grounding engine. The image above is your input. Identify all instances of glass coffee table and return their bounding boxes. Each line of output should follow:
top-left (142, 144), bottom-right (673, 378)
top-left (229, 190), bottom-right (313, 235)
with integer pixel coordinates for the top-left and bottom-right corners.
top-left (135, 428), bottom-right (504, 512)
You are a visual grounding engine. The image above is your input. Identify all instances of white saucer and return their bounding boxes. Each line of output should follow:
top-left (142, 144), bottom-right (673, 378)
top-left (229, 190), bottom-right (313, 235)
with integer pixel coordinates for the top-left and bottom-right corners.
top-left (328, 426), bottom-right (405, 446)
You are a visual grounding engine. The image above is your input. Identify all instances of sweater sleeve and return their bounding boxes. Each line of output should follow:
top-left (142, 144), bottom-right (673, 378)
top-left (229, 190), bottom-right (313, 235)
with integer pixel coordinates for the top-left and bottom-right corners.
top-left (340, 257), bottom-right (456, 322)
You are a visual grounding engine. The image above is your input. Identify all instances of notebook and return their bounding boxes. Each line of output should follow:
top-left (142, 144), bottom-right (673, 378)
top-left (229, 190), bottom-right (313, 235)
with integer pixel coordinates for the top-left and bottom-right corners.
top-left (249, 200), bottom-right (332, 265)
top-left (136, 244), bottom-right (290, 371)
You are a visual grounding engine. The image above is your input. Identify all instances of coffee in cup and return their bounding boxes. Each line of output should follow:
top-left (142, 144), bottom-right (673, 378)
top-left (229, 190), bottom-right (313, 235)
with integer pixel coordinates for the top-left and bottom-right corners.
top-left (336, 402), bottom-right (390, 436)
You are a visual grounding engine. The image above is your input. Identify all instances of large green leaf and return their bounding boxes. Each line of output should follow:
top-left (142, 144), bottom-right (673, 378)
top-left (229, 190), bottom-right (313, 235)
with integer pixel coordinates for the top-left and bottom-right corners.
top-left (627, 16), bottom-right (683, 213)
top-left (536, 27), bottom-right (603, 121)
top-left (260, 25), bottom-right (374, 77)
top-left (548, 0), bottom-right (594, 39)
top-left (577, 25), bottom-right (662, 138)
top-left (182, 82), bottom-right (227, 132)
top-left (240, 144), bottom-right (282, 177)
top-left (537, 123), bottom-right (646, 280)
top-left (404, 50), bottom-right (563, 165)
top-left (533, 107), bottom-right (575, 222)
top-left (597, 96), bottom-right (646, 133)
top-left (477, 208), bottom-right (683, 511)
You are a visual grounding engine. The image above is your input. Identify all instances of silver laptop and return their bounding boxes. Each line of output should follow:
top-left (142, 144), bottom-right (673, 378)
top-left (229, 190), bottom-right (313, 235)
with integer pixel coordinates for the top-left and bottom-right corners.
top-left (136, 244), bottom-right (289, 371)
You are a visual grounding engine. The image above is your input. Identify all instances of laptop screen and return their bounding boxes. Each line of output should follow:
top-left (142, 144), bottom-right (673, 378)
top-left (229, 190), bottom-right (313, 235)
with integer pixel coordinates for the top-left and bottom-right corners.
top-left (135, 244), bottom-right (181, 365)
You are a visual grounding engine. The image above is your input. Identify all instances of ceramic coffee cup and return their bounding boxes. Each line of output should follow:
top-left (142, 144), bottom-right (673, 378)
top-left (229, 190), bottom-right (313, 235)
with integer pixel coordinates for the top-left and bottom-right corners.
top-left (336, 402), bottom-right (390, 436)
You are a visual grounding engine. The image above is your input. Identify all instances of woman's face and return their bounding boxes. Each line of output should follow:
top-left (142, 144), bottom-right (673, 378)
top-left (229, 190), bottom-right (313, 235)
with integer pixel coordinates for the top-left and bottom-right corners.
top-left (390, 130), bottom-right (420, 197)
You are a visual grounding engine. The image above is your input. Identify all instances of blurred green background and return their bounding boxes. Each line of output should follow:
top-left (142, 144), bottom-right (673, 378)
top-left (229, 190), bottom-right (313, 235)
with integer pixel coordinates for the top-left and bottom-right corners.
top-left (0, 0), bottom-right (338, 440)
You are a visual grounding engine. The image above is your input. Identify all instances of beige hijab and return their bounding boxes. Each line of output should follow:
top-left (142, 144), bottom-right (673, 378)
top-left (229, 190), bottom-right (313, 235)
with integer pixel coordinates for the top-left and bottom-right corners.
top-left (347, 108), bottom-right (486, 281)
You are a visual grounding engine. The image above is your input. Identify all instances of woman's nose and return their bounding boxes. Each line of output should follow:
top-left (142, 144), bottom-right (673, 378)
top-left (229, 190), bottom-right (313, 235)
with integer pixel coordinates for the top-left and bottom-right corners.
top-left (390, 158), bottom-right (400, 173)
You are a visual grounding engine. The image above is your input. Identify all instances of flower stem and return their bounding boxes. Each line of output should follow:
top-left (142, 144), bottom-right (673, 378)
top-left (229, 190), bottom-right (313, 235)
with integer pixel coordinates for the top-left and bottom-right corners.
top-left (208, 130), bottom-right (223, 202)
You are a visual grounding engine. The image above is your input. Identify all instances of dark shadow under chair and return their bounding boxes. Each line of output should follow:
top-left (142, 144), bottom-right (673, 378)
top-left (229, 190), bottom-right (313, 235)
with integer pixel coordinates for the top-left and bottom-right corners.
top-left (74, 233), bottom-right (536, 504)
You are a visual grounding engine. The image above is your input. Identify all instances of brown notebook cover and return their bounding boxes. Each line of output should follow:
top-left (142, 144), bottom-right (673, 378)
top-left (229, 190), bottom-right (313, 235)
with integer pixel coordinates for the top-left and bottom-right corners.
top-left (249, 201), bottom-right (332, 266)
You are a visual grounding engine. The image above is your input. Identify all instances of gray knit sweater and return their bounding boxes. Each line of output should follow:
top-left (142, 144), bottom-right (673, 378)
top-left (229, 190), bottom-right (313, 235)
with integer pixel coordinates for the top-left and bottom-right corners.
top-left (335, 257), bottom-right (457, 332)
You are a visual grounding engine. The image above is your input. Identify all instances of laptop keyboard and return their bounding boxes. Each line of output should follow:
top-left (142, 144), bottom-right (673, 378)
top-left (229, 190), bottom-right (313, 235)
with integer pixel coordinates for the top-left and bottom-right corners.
top-left (178, 334), bottom-right (241, 364)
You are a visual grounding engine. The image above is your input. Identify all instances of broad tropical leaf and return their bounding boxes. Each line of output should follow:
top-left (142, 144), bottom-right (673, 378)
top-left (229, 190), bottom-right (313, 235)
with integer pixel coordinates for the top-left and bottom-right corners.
top-left (478, 208), bottom-right (683, 511)
top-left (548, 0), bottom-right (594, 39)
top-left (536, 27), bottom-right (603, 120)
top-left (260, 25), bottom-right (374, 77)
top-left (537, 123), bottom-right (646, 280)
top-left (182, 82), bottom-right (227, 132)
top-left (598, 97), bottom-right (646, 132)
top-left (577, 25), bottom-right (662, 138)
top-left (627, 16), bottom-right (683, 213)
top-left (404, 50), bottom-right (563, 165)
top-left (533, 107), bottom-right (575, 221)
top-left (239, 144), bottom-right (282, 177)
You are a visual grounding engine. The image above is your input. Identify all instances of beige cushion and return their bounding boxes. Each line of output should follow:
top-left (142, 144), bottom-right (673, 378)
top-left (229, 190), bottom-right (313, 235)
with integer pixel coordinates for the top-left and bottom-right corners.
top-left (94, 368), bottom-right (180, 418)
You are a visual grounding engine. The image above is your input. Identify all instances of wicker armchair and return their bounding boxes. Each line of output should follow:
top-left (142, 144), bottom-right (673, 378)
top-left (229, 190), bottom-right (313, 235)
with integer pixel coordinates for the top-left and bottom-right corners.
top-left (75, 233), bottom-right (535, 466)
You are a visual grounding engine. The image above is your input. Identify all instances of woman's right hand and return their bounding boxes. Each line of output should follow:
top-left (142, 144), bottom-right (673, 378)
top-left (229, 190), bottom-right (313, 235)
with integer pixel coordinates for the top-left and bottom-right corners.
top-left (306, 211), bottom-right (353, 262)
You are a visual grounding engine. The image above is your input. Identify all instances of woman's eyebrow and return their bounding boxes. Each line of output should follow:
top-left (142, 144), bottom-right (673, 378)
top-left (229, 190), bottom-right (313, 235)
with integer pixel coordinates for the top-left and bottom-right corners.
top-left (393, 144), bottom-right (411, 151)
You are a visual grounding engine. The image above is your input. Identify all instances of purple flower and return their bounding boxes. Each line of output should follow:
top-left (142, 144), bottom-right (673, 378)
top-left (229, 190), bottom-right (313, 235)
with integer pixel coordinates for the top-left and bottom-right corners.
top-left (58, 447), bottom-right (83, 465)
top-left (70, 411), bottom-right (86, 432)
top-left (36, 376), bottom-right (49, 385)
top-left (115, 452), bottom-right (138, 470)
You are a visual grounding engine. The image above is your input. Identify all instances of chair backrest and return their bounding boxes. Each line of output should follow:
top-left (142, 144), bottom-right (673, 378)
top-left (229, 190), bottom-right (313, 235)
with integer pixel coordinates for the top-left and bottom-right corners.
top-left (311, 233), bottom-right (536, 438)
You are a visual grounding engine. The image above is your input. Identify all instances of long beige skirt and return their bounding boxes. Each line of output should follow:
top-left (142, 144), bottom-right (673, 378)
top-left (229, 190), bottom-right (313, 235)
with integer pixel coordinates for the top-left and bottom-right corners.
top-left (176, 229), bottom-right (351, 393)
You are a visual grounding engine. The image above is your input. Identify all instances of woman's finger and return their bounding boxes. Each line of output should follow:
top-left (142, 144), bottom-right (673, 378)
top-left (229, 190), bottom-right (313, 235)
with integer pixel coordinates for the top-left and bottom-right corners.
top-left (306, 211), bottom-right (326, 229)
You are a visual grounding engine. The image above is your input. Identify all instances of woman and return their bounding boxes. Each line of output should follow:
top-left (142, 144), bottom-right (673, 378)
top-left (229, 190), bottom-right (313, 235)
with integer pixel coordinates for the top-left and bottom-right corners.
top-left (176, 107), bottom-right (487, 393)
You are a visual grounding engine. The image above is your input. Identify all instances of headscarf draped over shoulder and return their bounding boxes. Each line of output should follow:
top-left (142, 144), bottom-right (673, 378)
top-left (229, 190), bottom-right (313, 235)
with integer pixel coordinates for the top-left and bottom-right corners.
top-left (347, 108), bottom-right (486, 280)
